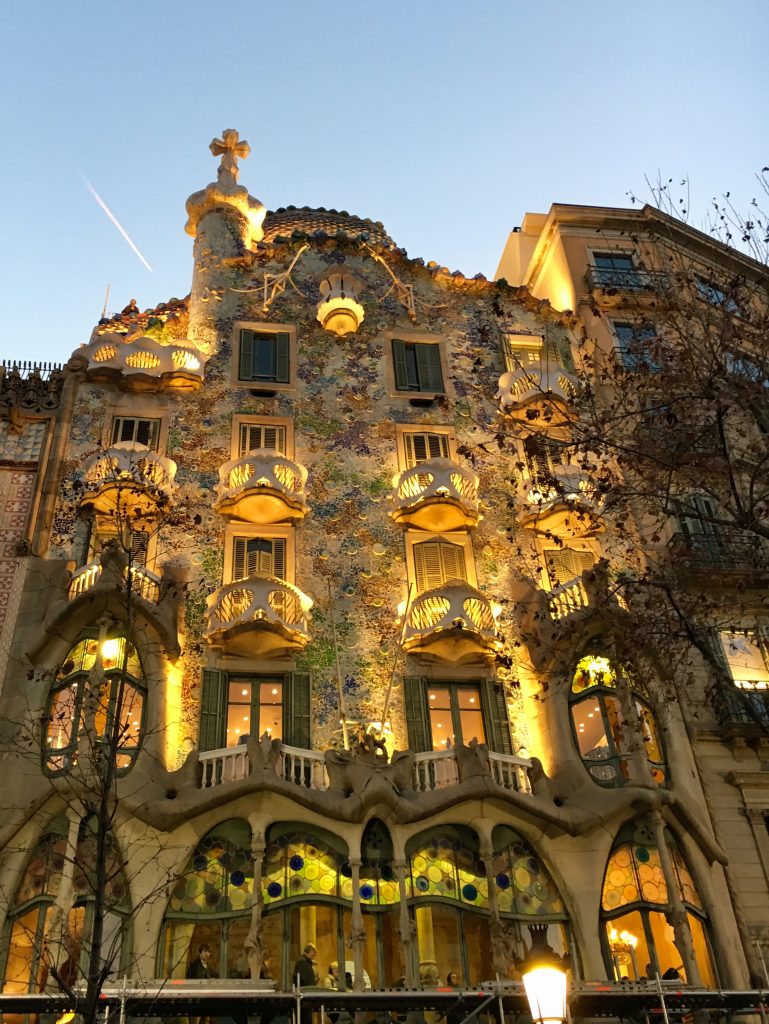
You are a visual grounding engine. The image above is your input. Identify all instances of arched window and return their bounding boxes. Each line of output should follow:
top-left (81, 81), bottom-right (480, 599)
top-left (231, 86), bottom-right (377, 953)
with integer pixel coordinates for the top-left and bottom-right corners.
top-left (44, 636), bottom-right (145, 774)
top-left (491, 825), bottom-right (571, 969)
top-left (570, 653), bottom-right (665, 787)
top-left (162, 820), bottom-right (255, 981)
top-left (601, 822), bottom-right (715, 985)
top-left (406, 826), bottom-right (490, 987)
top-left (1, 818), bottom-right (130, 996)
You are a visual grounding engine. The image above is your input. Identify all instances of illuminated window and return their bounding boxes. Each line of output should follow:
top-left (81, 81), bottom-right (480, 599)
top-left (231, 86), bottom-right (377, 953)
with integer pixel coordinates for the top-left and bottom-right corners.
top-left (1, 820), bottom-right (129, 996)
top-left (403, 677), bottom-right (512, 754)
top-left (601, 822), bottom-right (715, 986)
top-left (719, 632), bottom-right (769, 690)
top-left (501, 333), bottom-right (543, 371)
top-left (225, 678), bottom-right (284, 747)
top-left (392, 339), bottom-right (444, 394)
top-left (44, 637), bottom-right (145, 774)
top-left (570, 653), bottom-right (665, 788)
top-left (427, 685), bottom-right (485, 750)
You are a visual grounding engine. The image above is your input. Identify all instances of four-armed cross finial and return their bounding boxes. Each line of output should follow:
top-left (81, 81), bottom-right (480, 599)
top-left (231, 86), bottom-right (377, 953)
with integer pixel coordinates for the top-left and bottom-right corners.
top-left (209, 129), bottom-right (250, 188)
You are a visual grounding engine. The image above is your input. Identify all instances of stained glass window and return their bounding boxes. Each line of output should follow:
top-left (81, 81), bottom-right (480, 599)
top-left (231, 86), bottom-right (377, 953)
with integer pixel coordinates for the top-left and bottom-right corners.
top-left (262, 830), bottom-right (342, 905)
top-left (45, 635), bottom-right (145, 773)
top-left (602, 828), bottom-right (702, 913)
top-left (492, 830), bottom-right (565, 918)
top-left (169, 821), bottom-right (255, 915)
top-left (408, 831), bottom-right (488, 909)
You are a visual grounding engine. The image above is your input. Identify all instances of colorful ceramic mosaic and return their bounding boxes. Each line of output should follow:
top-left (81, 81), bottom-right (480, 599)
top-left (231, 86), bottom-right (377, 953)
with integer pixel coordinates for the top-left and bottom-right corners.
top-left (602, 837), bottom-right (701, 912)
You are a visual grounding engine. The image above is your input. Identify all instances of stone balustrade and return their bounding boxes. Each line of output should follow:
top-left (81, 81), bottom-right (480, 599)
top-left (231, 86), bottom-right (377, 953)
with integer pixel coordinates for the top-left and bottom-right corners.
top-left (497, 361), bottom-right (577, 412)
top-left (204, 574), bottom-right (312, 656)
top-left (195, 741), bottom-right (532, 796)
top-left (68, 558), bottom-right (161, 604)
top-left (391, 457), bottom-right (480, 530)
top-left (548, 576), bottom-right (590, 621)
top-left (214, 450), bottom-right (308, 523)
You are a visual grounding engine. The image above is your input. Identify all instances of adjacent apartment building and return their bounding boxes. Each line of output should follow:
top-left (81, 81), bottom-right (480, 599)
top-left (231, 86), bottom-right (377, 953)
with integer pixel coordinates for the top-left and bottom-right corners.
top-left (0, 133), bottom-right (767, 999)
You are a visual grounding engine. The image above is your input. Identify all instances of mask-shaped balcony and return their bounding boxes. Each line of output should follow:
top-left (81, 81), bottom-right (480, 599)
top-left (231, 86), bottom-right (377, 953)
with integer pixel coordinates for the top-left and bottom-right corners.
top-left (390, 458), bottom-right (480, 531)
top-left (497, 361), bottom-right (578, 420)
top-left (205, 574), bottom-right (313, 658)
top-left (401, 582), bottom-right (502, 664)
top-left (517, 463), bottom-right (602, 534)
top-left (214, 450), bottom-right (308, 524)
top-left (80, 442), bottom-right (177, 519)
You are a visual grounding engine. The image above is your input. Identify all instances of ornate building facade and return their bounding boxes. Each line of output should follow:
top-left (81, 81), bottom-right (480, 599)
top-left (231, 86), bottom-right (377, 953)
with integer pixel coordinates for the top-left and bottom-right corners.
top-left (0, 133), bottom-right (766, 1000)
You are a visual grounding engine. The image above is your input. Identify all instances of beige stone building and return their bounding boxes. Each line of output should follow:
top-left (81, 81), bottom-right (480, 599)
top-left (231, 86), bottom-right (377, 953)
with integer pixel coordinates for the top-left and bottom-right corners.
top-left (0, 135), bottom-right (766, 1005)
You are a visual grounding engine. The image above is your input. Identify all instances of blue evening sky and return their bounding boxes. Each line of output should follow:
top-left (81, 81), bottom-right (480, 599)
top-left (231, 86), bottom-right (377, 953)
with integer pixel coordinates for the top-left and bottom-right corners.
top-left (0, 0), bottom-right (766, 364)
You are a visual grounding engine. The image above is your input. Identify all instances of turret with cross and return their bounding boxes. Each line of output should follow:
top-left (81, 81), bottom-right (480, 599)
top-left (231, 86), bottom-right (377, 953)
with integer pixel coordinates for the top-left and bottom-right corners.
top-left (210, 129), bottom-right (251, 190)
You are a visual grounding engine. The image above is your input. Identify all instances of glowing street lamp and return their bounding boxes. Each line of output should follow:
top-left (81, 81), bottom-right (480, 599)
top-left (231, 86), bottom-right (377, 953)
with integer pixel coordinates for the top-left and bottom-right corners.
top-left (521, 924), bottom-right (569, 1024)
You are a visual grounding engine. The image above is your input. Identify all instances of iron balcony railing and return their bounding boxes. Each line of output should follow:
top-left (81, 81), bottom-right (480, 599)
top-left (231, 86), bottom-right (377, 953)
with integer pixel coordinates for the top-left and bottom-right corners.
top-left (585, 266), bottom-right (668, 292)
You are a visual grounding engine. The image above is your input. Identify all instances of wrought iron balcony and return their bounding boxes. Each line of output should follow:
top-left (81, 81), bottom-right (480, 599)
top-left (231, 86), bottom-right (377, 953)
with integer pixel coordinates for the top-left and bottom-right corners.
top-left (401, 581), bottom-right (501, 663)
top-left (390, 457), bottom-right (480, 531)
top-left (81, 442), bottom-right (177, 518)
top-left (204, 574), bottom-right (313, 657)
top-left (214, 450), bottom-right (308, 524)
top-left (585, 266), bottom-right (668, 294)
top-left (668, 531), bottom-right (769, 574)
top-left (497, 361), bottom-right (578, 415)
top-left (708, 681), bottom-right (769, 740)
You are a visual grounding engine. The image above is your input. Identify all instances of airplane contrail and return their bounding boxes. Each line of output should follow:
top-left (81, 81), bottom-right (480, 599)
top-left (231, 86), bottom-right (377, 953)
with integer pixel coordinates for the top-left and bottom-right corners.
top-left (80, 174), bottom-right (153, 272)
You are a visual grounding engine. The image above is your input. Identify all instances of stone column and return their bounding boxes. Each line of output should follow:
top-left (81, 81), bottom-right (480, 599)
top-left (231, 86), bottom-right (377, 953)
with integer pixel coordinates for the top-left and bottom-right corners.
top-left (245, 827), bottom-right (266, 980)
top-left (349, 859), bottom-right (366, 991)
top-left (394, 859), bottom-right (416, 987)
top-left (481, 842), bottom-right (508, 979)
top-left (649, 811), bottom-right (701, 985)
top-left (414, 907), bottom-right (438, 986)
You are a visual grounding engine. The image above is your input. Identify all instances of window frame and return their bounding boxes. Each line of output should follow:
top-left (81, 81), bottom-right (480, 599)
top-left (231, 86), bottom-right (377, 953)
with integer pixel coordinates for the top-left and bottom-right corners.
top-left (588, 249), bottom-right (645, 290)
top-left (232, 321), bottom-right (298, 392)
top-left (110, 416), bottom-right (161, 450)
top-left (541, 545), bottom-right (596, 589)
top-left (384, 330), bottom-right (450, 400)
top-left (609, 319), bottom-right (661, 372)
top-left (719, 631), bottom-right (769, 690)
top-left (405, 530), bottom-right (477, 594)
top-left (230, 415), bottom-right (294, 461)
top-left (224, 675), bottom-right (286, 747)
top-left (223, 524), bottom-right (295, 586)
top-left (395, 424), bottom-right (456, 472)
top-left (500, 332), bottom-right (544, 372)
top-left (102, 398), bottom-right (169, 453)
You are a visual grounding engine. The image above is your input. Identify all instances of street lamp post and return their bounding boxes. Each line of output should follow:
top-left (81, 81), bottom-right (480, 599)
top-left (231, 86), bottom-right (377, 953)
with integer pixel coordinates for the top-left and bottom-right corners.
top-left (521, 924), bottom-right (569, 1024)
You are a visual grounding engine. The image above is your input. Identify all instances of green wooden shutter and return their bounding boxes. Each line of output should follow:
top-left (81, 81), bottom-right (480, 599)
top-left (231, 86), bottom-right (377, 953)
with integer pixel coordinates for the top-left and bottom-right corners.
top-left (233, 538), bottom-right (247, 580)
top-left (392, 340), bottom-right (409, 390)
top-left (544, 548), bottom-right (594, 586)
top-left (403, 676), bottom-right (430, 752)
top-left (285, 672), bottom-right (311, 748)
top-left (440, 540), bottom-right (467, 583)
top-left (415, 343), bottom-right (444, 393)
top-left (481, 678), bottom-right (513, 754)
top-left (239, 330), bottom-right (255, 380)
top-left (271, 538), bottom-right (286, 580)
top-left (274, 333), bottom-right (290, 384)
top-left (199, 669), bottom-right (227, 751)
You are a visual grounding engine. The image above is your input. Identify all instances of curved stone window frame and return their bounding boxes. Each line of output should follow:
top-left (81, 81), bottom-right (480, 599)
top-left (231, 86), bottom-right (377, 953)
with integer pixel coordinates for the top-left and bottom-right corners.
top-left (600, 823), bottom-right (715, 985)
top-left (569, 653), bottom-right (666, 788)
top-left (43, 635), bottom-right (146, 775)
top-left (0, 819), bottom-right (131, 996)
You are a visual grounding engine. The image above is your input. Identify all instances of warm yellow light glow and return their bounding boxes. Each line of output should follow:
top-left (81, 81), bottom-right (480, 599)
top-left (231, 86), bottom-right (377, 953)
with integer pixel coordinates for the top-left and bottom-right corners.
top-left (522, 964), bottom-right (568, 1024)
top-left (101, 638), bottom-right (121, 663)
top-left (396, 600), bottom-right (407, 618)
top-left (56, 1013), bottom-right (76, 1024)
top-left (608, 927), bottom-right (639, 950)
top-left (163, 663), bottom-right (184, 770)
top-left (242, 688), bottom-right (248, 696)
top-left (491, 601), bottom-right (503, 619)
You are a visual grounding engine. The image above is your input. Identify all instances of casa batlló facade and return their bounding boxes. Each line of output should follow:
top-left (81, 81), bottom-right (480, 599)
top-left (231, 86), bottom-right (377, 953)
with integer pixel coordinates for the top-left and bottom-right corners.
top-left (0, 130), bottom-right (767, 1002)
